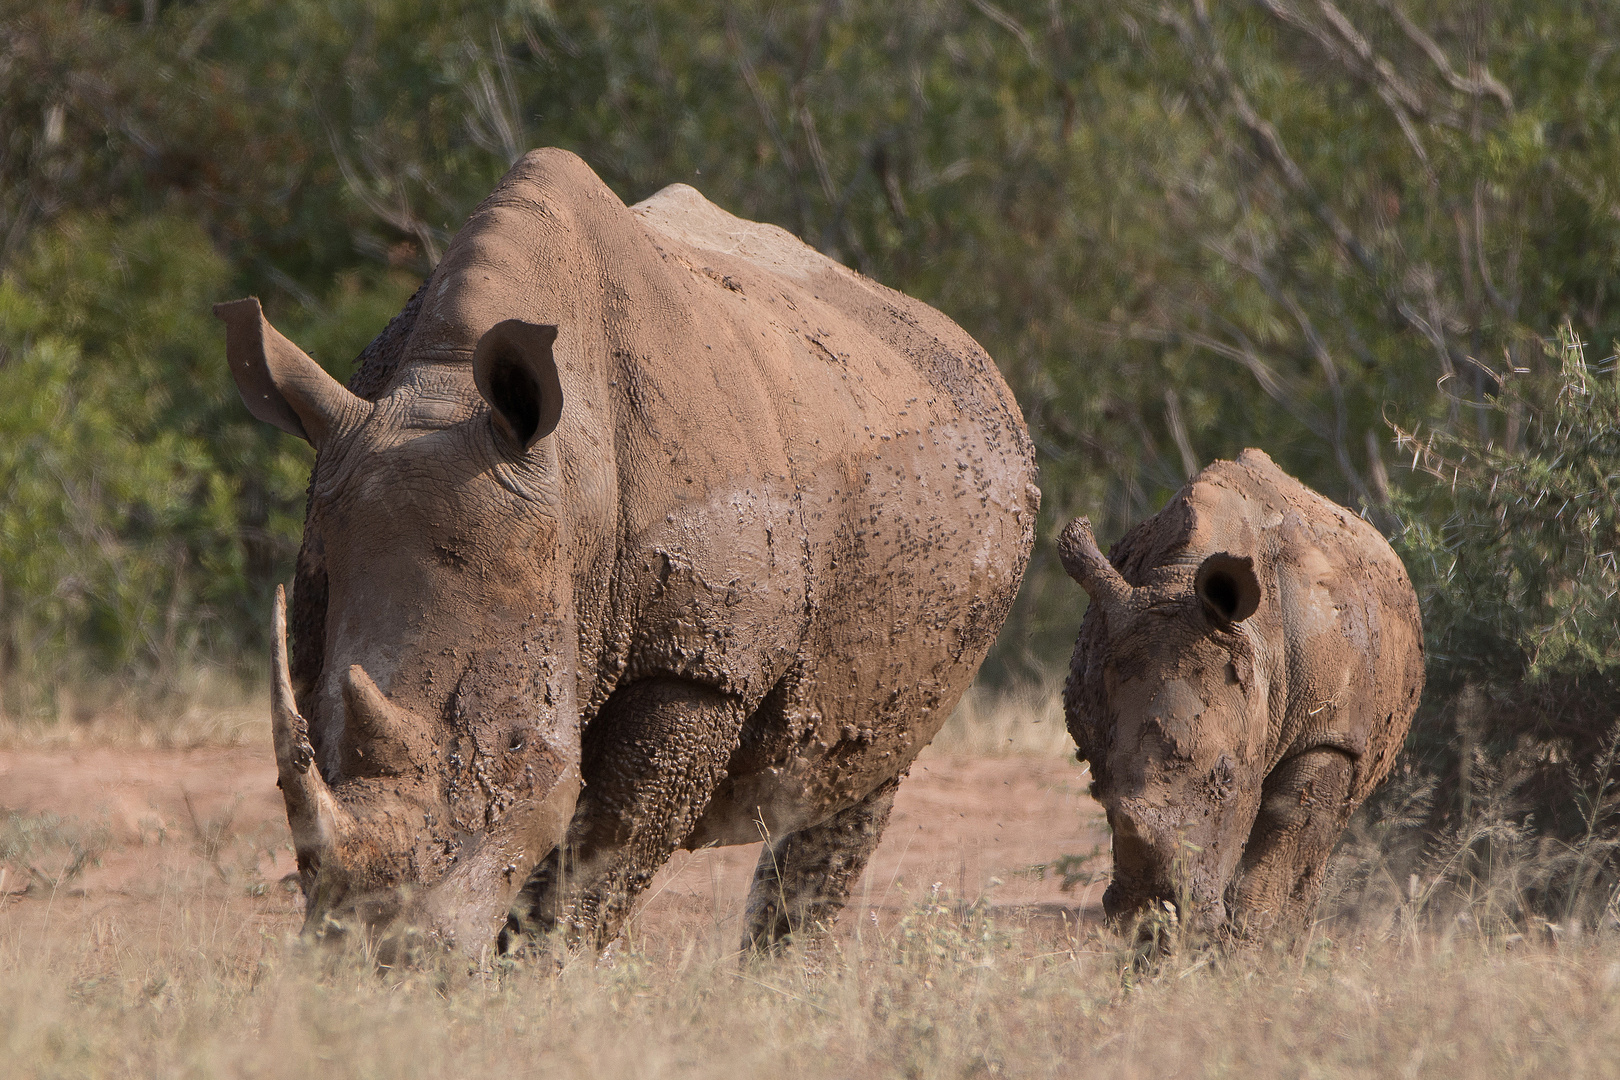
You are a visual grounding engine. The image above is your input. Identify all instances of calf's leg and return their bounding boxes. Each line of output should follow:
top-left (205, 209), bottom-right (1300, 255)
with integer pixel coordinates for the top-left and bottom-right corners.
top-left (742, 776), bottom-right (899, 953)
top-left (506, 677), bottom-right (746, 952)
top-left (1224, 747), bottom-right (1358, 941)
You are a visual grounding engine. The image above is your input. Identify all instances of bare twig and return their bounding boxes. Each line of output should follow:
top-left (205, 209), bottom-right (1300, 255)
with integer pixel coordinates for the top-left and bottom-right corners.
top-left (328, 135), bottom-right (447, 265)
top-left (969, 0), bottom-right (1041, 66)
top-left (1210, 234), bottom-right (1371, 502)
top-left (724, 10), bottom-right (811, 239)
top-left (1163, 388), bottom-right (1199, 479)
top-left (462, 28), bottom-right (527, 165)
top-left (1374, 0), bottom-right (1513, 111)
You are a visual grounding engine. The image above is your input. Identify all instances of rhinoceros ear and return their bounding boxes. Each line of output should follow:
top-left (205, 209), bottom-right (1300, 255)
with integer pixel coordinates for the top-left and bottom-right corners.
top-left (473, 320), bottom-right (564, 452)
top-left (214, 297), bottom-right (364, 448)
top-left (1195, 552), bottom-right (1261, 627)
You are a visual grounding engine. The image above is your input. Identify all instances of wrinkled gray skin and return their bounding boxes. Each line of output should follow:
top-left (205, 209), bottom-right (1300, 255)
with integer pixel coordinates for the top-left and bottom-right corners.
top-left (219, 149), bottom-right (1036, 959)
top-left (1061, 450), bottom-right (1423, 940)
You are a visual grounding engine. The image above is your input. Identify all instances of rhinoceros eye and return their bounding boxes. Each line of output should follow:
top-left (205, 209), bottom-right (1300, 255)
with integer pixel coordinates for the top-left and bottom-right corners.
top-left (1195, 552), bottom-right (1260, 626)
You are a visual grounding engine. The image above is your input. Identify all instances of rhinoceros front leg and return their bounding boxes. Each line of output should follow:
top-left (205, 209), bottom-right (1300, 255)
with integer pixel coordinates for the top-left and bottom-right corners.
top-left (741, 776), bottom-right (899, 954)
top-left (507, 677), bottom-right (746, 953)
top-left (1224, 747), bottom-right (1357, 941)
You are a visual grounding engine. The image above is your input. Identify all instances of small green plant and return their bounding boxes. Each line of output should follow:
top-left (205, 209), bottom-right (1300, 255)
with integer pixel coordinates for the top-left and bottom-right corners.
top-left (1046, 842), bottom-right (1110, 893)
top-left (0, 809), bottom-right (110, 892)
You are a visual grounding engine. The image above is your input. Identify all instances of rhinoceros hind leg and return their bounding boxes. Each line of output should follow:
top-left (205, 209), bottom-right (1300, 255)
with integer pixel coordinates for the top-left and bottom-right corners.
top-left (1224, 747), bottom-right (1357, 942)
top-left (742, 776), bottom-right (899, 954)
top-left (506, 677), bottom-right (746, 953)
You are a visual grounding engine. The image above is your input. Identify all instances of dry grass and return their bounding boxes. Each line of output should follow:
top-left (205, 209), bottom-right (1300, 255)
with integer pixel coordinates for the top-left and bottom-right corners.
top-left (0, 671), bottom-right (269, 751)
top-left (2, 674), bottom-right (1061, 757)
top-left (6, 684), bottom-right (1618, 1078)
top-left (1, 677), bottom-right (1069, 758)
top-left (6, 884), bottom-right (1620, 1079)
top-left (930, 679), bottom-right (1075, 759)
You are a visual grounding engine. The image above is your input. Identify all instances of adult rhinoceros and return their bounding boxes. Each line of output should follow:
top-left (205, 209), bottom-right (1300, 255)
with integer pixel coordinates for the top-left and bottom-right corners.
top-left (1059, 449), bottom-right (1422, 941)
top-left (218, 149), bottom-right (1037, 958)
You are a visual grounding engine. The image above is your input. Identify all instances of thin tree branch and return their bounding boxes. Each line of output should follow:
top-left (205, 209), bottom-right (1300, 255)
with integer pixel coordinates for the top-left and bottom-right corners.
top-left (1163, 387), bottom-right (1200, 479)
top-left (724, 9), bottom-right (810, 238)
top-left (1212, 235), bottom-right (1371, 502)
top-left (1374, 0), bottom-right (1514, 111)
top-left (969, 0), bottom-right (1041, 66)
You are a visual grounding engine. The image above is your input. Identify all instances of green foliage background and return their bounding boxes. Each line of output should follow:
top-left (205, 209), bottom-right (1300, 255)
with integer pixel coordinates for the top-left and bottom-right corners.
top-left (1385, 330), bottom-right (1620, 843)
top-left (4, 0), bottom-right (1620, 757)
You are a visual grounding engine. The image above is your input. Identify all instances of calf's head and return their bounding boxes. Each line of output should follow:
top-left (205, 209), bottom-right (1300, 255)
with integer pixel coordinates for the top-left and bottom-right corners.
top-left (1059, 517), bottom-right (1270, 935)
top-left (220, 298), bottom-right (580, 955)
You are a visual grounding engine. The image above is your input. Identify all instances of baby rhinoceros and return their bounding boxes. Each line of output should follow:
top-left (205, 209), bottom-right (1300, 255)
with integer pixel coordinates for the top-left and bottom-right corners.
top-left (1060, 449), bottom-right (1423, 941)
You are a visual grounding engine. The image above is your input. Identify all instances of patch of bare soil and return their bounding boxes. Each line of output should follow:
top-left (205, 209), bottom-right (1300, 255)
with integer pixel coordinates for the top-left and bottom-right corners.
top-left (0, 740), bottom-right (1107, 951)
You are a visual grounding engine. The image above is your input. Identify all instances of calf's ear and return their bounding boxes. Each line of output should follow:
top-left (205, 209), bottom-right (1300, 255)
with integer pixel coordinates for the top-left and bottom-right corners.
top-left (215, 297), bottom-right (364, 448)
top-left (1195, 552), bottom-right (1261, 627)
top-left (473, 320), bottom-right (564, 452)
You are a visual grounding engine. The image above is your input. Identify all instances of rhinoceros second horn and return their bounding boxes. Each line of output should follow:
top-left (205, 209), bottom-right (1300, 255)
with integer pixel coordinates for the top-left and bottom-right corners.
top-left (342, 664), bottom-right (409, 745)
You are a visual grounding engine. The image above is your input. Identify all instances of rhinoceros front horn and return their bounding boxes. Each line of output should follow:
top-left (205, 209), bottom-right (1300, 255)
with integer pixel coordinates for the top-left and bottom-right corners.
top-left (270, 585), bottom-right (350, 869)
top-left (1058, 517), bottom-right (1134, 619)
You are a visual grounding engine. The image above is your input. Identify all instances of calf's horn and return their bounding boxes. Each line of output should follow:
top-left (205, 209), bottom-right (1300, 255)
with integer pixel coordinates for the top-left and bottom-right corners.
top-left (1058, 517), bottom-right (1134, 617)
top-left (271, 585), bottom-right (349, 859)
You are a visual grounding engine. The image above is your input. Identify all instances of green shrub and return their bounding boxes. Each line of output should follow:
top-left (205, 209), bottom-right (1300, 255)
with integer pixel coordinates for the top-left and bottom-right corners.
top-left (0, 213), bottom-right (413, 718)
top-left (1370, 328), bottom-right (1620, 923)
top-left (6, 0), bottom-right (1620, 702)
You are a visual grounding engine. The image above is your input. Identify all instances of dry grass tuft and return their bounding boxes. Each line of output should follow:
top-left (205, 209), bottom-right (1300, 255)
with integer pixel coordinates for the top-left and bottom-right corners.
top-left (6, 884), bottom-right (1620, 1078)
top-left (0, 673), bottom-right (269, 750)
top-left (930, 679), bottom-right (1075, 759)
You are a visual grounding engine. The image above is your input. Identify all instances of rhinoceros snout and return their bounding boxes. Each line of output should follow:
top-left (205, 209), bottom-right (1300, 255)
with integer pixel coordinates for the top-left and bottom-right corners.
top-left (1101, 879), bottom-right (1150, 922)
top-left (1102, 881), bottom-right (1228, 937)
top-left (1105, 802), bottom-right (1230, 935)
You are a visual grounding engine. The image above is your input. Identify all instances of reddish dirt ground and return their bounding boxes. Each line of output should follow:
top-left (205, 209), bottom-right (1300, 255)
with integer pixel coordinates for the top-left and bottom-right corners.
top-left (0, 740), bottom-right (1109, 952)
